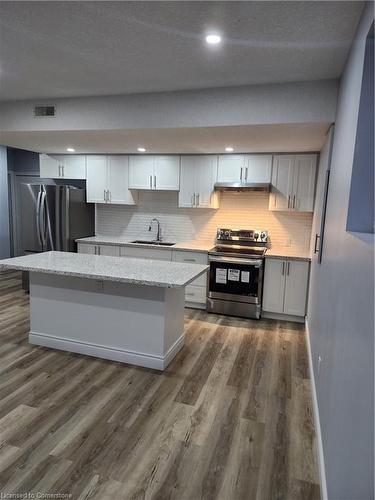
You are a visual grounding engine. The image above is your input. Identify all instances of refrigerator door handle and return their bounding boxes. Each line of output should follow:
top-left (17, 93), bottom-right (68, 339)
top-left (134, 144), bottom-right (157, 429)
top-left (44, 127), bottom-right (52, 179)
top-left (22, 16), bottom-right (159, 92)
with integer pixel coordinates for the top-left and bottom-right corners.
top-left (39, 190), bottom-right (46, 248)
top-left (36, 189), bottom-right (43, 247)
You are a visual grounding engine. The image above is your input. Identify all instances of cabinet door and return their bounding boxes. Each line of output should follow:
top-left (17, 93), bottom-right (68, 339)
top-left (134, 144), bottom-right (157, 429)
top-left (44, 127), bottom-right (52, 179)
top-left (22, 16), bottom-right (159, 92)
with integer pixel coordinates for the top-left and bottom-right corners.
top-left (292, 155), bottom-right (317, 212)
top-left (262, 258), bottom-right (286, 313)
top-left (269, 156), bottom-right (294, 211)
top-left (246, 155), bottom-right (272, 183)
top-left (179, 157), bottom-right (197, 207)
top-left (196, 156), bottom-right (219, 208)
top-left (98, 245), bottom-right (120, 257)
top-left (107, 156), bottom-right (137, 205)
top-left (217, 155), bottom-right (245, 183)
top-left (86, 156), bottom-right (108, 204)
top-left (61, 155), bottom-right (86, 179)
top-left (77, 243), bottom-right (96, 254)
top-left (153, 156), bottom-right (180, 190)
top-left (128, 156), bottom-right (154, 189)
top-left (39, 154), bottom-right (62, 178)
top-left (283, 260), bottom-right (309, 316)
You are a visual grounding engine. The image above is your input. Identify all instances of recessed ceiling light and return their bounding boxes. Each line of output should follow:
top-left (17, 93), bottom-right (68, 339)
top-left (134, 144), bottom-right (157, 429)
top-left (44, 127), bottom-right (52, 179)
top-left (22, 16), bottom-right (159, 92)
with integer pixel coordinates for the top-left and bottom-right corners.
top-left (225, 147), bottom-right (234, 152)
top-left (66, 147), bottom-right (75, 152)
top-left (205, 34), bottom-right (221, 45)
top-left (137, 147), bottom-right (146, 152)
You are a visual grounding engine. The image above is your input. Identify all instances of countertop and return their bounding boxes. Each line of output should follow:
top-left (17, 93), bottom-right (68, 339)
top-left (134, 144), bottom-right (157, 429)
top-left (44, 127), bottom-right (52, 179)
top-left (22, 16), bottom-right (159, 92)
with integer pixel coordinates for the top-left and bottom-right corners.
top-left (76, 236), bottom-right (214, 252)
top-left (0, 251), bottom-right (209, 288)
top-left (265, 247), bottom-right (311, 261)
top-left (76, 236), bottom-right (311, 260)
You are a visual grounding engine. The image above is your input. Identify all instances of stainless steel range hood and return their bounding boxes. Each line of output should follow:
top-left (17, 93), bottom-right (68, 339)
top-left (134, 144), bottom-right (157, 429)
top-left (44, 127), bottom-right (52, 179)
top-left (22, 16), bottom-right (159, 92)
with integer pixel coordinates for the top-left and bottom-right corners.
top-left (214, 182), bottom-right (271, 192)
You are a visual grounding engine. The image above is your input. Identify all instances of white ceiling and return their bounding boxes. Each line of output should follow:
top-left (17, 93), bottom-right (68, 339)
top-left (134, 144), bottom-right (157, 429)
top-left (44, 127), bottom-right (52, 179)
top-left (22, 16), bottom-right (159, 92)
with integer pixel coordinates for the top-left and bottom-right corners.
top-left (0, 1), bottom-right (363, 101)
top-left (1, 123), bottom-right (329, 154)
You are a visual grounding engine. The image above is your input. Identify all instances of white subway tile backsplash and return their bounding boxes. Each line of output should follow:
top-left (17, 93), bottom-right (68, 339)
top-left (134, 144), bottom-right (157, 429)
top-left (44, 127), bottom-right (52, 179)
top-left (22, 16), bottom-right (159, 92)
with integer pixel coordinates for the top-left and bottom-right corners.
top-left (96, 191), bottom-right (312, 248)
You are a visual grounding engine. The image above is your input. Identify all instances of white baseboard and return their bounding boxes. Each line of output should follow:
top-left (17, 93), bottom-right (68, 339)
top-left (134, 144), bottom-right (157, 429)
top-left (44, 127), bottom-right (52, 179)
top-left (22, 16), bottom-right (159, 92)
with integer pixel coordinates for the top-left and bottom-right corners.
top-left (305, 319), bottom-right (328, 500)
top-left (29, 331), bottom-right (185, 371)
top-left (262, 311), bottom-right (305, 323)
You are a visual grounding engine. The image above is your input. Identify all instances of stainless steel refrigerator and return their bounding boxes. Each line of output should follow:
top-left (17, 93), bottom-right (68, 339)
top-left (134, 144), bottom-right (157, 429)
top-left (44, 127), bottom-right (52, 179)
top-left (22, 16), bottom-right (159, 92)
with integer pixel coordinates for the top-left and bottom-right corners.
top-left (20, 184), bottom-right (94, 255)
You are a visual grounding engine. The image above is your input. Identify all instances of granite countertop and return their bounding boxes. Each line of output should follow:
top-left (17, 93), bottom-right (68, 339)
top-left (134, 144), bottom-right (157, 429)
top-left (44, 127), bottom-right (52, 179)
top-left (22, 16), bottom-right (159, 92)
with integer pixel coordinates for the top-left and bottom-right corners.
top-left (265, 247), bottom-right (311, 261)
top-left (76, 236), bottom-right (214, 253)
top-left (0, 251), bottom-right (209, 288)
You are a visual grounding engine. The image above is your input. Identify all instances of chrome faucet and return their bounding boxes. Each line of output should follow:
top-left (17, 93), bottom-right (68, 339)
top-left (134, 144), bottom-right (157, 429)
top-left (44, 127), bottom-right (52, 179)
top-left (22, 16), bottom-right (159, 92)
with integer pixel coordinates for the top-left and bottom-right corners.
top-left (149, 218), bottom-right (162, 242)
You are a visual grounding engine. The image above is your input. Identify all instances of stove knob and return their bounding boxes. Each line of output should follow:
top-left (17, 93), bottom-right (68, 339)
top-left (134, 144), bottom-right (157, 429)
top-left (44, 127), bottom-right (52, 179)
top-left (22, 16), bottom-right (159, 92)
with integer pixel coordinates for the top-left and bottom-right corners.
top-left (260, 231), bottom-right (267, 240)
top-left (254, 232), bottom-right (259, 240)
top-left (224, 230), bottom-right (230, 237)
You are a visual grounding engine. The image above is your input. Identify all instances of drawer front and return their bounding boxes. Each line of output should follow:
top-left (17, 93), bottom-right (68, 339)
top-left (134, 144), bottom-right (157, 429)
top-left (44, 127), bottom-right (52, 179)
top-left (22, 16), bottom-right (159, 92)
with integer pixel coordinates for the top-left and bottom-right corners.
top-left (120, 246), bottom-right (172, 261)
top-left (172, 250), bottom-right (208, 287)
top-left (77, 243), bottom-right (95, 255)
top-left (185, 284), bottom-right (206, 304)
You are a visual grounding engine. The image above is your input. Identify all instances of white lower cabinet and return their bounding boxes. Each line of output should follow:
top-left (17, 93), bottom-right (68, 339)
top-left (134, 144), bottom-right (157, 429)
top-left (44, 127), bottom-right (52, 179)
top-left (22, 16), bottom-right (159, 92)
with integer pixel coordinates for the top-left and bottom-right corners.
top-left (78, 243), bottom-right (208, 309)
top-left (77, 243), bottom-right (120, 257)
top-left (172, 250), bottom-right (207, 309)
top-left (262, 258), bottom-right (309, 318)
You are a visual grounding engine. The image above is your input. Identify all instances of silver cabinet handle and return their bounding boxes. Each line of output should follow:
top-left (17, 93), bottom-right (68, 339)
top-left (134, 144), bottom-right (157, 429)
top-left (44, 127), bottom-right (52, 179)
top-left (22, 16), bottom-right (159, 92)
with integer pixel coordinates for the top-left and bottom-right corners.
top-left (240, 167), bottom-right (243, 181)
top-left (245, 167), bottom-right (248, 181)
top-left (282, 261), bottom-right (285, 275)
top-left (104, 190), bottom-right (106, 202)
top-left (107, 190), bottom-right (111, 203)
top-left (194, 193), bottom-right (196, 206)
top-left (154, 175), bottom-right (156, 188)
top-left (183, 258), bottom-right (196, 262)
top-left (98, 246), bottom-right (101, 255)
top-left (288, 195), bottom-right (291, 208)
top-left (293, 195), bottom-right (296, 209)
top-left (186, 292), bottom-right (195, 297)
top-left (191, 194), bottom-right (194, 206)
top-left (94, 246), bottom-right (97, 255)
top-left (314, 234), bottom-right (320, 253)
top-left (62, 165), bottom-right (65, 177)
top-left (287, 261), bottom-right (290, 275)
top-left (149, 175), bottom-right (152, 189)
top-left (196, 193), bottom-right (199, 206)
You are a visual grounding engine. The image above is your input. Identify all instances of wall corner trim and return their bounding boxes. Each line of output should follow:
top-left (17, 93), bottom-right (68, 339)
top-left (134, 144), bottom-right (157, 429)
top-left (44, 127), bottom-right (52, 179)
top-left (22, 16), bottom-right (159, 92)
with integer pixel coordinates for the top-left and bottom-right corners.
top-left (305, 318), bottom-right (328, 500)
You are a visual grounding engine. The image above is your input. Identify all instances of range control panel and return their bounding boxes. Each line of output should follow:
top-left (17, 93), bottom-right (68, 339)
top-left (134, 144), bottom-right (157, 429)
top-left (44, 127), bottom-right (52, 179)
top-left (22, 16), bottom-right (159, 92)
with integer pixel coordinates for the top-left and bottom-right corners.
top-left (216, 228), bottom-right (268, 243)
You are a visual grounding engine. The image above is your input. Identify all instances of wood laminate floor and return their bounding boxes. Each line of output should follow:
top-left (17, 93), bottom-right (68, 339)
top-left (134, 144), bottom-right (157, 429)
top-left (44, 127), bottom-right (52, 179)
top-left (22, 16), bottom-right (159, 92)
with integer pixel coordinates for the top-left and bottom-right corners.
top-left (0, 271), bottom-right (320, 500)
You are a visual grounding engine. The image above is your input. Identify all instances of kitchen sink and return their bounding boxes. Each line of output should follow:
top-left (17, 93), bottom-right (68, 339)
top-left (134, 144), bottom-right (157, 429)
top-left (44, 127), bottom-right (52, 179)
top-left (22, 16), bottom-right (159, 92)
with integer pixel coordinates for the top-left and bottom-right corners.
top-left (131, 240), bottom-right (176, 246)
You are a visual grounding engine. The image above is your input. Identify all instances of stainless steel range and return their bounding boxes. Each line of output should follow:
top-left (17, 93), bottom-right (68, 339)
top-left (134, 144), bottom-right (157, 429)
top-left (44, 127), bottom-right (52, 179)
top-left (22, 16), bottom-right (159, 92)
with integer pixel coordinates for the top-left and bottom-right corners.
top-left (207, 228), bottom-right (268, 319)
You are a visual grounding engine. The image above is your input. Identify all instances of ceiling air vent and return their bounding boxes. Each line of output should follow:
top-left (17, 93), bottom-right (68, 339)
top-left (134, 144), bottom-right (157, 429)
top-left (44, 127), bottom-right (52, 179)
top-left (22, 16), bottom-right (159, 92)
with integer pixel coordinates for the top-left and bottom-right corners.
top-left (34, 105), bottom-right (56, 117)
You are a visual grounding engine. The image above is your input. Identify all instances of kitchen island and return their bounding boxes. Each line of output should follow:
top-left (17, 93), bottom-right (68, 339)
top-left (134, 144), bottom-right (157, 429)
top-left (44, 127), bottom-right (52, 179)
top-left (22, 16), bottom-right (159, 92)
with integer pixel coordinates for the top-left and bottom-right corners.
top-left (0, 251), bottom-right (208, 370)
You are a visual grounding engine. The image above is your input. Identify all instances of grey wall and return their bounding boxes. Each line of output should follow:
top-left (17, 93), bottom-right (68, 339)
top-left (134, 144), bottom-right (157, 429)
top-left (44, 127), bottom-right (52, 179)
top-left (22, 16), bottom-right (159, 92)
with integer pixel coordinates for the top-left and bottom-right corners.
top-left (0, 80), bottom-right (338, 132)
top-left (0, 146), bottom-right (10, 259)
top-left (307, 3), bottom-right (374, 500)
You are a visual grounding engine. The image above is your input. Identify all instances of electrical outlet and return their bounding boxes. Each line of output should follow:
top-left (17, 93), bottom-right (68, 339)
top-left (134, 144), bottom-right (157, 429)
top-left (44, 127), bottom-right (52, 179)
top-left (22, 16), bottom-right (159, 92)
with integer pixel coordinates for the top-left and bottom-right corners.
top-left (317, 356), bottom-right (322, 376)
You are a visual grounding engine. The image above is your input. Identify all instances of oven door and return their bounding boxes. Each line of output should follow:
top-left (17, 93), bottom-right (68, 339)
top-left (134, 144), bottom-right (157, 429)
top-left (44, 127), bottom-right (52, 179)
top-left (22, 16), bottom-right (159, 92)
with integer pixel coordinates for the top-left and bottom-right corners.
top-left (208, 256), bottom-right (263, 304)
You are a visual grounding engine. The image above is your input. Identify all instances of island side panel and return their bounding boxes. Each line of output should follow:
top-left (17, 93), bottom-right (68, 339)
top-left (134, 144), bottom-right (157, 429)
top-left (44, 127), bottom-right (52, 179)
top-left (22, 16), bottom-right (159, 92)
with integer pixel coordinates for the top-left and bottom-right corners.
top-left (163, 286), bottom-right (186, 368)
top-left (28, 272), bottom-right (184, 370)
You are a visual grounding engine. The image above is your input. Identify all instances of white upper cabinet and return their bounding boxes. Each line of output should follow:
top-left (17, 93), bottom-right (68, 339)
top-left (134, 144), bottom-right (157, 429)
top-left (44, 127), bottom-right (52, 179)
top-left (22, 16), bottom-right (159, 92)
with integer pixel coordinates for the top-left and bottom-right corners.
top-left (292, 155), bottom-right (317, 212)
top-left (179, 156), bottom-right (219, 208)
top-left (128, 156), bottom-right (154, 189)
top-left (153, 156), bottom-right (180, 190)
top-left (269, 154), bottom-right (317, 212)
top-left (269, 155), bottom-right (295, 211)
top-left (217, 154), bottom-right (272, 184)
top-left (86, 155), bottom-right (137, 205)
top-left (246, 155), bottom-right (273, 183)
top-left (217, 155), bottom-right (246, 183)
top-left (40, 154), bottom-right (86, 179)
top-left (86, 156), bottom-right (107, 203)
top-left (128, 155), bottom-right (180, 190)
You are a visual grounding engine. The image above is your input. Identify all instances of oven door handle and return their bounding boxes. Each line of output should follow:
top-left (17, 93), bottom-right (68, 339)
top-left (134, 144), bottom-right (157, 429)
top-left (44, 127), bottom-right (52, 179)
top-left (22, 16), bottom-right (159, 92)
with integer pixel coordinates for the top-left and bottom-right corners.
top-left (209, 256), bottom-right (263, 267)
